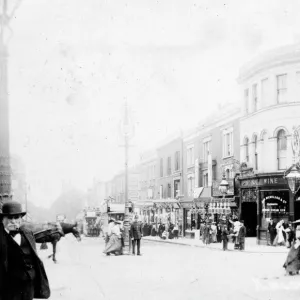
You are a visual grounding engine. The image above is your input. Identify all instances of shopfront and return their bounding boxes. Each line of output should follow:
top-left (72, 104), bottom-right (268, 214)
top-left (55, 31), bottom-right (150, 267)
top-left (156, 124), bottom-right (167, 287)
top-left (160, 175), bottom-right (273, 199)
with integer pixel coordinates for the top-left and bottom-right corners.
top-left (238, 173), bottom-right (294, 244)
top-left (152, 199), bottom-right (181, 228)
top-left (181, 186), bottom-right (238, 238)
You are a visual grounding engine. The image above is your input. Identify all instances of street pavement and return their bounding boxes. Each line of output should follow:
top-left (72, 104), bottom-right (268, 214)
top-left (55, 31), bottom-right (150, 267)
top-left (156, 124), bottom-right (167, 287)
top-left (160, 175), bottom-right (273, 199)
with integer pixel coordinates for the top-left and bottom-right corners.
top-left (38, 235), bottom-right (300, 300)
top-left (142, 236), bottom-right (289, 253)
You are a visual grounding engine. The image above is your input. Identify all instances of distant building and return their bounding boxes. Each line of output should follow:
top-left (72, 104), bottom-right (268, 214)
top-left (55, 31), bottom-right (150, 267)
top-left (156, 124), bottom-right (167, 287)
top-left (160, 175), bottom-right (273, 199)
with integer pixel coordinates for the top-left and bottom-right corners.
top-left (105, 166), bottom-right (140, 205)
top-left (86, 178), bottom-right (106, 208)
top-left (181, 105), bottom-right (241, 234)
top-left (139, 149), bottom-right (157, 201)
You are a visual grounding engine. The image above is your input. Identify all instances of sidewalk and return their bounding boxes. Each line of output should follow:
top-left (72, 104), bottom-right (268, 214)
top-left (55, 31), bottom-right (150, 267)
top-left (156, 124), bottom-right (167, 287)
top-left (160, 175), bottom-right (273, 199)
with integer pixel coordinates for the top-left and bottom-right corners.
top-left (143, 236), bottom-right (289, 254)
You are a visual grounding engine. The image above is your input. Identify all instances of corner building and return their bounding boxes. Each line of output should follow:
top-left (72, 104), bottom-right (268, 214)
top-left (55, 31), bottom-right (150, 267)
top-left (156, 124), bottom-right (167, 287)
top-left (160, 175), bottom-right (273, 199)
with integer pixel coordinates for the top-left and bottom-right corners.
top-left (237, 44), bottom-right (300, 244)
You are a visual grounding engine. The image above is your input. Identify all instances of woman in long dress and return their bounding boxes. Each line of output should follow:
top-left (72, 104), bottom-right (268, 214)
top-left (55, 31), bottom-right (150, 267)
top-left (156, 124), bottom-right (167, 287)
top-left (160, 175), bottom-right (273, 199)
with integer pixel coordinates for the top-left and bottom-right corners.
top-left (103, 221), bottom-right (123, 256)
top-left (283, 237), bottom-right (300, 275)
top-left (274, 220), bottom-right (285, 246)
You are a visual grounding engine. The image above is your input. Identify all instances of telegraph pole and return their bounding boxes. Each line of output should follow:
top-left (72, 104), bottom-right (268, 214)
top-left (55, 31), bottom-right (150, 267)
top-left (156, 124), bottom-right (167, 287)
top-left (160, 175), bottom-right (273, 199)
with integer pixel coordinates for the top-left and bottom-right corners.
top-left (0, 0), bottom-right (22, 207)
top-left (120, 102), bottom-right (134, 255)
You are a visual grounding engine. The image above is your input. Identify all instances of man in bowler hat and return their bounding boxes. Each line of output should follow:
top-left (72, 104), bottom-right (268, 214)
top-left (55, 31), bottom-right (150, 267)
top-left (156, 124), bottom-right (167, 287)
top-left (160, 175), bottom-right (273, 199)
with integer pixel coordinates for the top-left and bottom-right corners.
top-left (129, 214), bottom-right (142, 255)
top-left (0, 200), bottom-right (50, 300)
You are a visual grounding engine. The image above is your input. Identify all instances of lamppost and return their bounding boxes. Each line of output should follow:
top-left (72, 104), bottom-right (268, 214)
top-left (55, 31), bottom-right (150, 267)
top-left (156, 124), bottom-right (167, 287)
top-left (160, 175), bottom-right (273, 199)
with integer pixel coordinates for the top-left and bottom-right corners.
top-left (120, 102), bottom-right (134, 255)
top-left (219, 173), bottom-right (229, 223)
top-left (284, 126), bottom-right (300, 221)
top-left (284, 164), bottom-right (300, 194)
top-left (0, 0), bottom-right (22, 205)
top-left (219, 173), bottom-right (229, 198)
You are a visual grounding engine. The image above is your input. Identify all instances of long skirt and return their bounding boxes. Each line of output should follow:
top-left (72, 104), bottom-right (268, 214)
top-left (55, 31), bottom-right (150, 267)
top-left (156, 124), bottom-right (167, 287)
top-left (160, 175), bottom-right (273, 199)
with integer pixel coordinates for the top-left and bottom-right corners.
top-left (283, 244), bottom-right (300, 274)
top-left (103, 234), bottom-right (122, 254)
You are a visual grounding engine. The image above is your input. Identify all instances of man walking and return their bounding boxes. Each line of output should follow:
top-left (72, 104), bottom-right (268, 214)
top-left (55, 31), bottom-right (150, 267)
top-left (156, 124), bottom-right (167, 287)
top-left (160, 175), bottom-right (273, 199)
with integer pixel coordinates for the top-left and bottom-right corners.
top-left (268, 219), bottom-right (277, 246)
top-left (221, 225), bottom-right (229, 251)
top-left (238, 220), bottom-right (246, 251)
top-left (130, 215), bottom-right (142, 256)
top-left (0, 200), bottom-right (50, 300)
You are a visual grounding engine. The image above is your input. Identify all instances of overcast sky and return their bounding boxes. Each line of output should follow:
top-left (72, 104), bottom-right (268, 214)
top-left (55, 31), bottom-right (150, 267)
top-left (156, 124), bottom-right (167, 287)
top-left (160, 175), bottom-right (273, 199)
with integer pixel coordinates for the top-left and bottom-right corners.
top-left (6, 0), bottom-right (300, 207)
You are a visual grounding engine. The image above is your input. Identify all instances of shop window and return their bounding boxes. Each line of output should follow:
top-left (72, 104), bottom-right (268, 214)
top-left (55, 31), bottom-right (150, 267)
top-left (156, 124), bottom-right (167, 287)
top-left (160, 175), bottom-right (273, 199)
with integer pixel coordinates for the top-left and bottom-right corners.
top-left (277, 129), bottom-right (287, 170)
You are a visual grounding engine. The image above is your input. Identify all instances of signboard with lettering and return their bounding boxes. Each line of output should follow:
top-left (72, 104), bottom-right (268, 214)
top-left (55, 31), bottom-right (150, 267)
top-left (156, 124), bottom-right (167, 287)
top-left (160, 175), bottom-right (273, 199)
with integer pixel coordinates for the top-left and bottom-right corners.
top-left (240, 176), bottom-right (286, 188)
top-left (260, 190), bottom-right (289, 218)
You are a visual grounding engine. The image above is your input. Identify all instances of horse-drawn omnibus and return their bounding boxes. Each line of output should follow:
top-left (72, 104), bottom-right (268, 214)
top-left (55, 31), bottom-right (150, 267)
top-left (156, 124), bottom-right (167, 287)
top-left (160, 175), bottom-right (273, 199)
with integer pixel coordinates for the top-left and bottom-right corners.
top-left (82, 208), bottom-right (102, 237)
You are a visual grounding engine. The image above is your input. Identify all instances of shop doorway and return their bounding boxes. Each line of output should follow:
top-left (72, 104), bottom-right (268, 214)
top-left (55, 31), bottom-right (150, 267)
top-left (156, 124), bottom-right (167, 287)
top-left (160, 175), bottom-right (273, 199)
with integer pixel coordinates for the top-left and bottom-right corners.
top-left (295, 200), bottom-right (300, 221)
top-left (241, 202), bottom-right (257, 237)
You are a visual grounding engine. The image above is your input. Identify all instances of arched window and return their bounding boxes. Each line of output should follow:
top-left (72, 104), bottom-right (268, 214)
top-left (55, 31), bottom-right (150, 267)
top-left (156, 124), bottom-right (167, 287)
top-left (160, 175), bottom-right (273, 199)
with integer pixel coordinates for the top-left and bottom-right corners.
top-left (277, 129), bottom-right (287, 170)
top-left (253, 135), bottom-right (258, 170)
top-left (244, 137), bottom-right (249, 162)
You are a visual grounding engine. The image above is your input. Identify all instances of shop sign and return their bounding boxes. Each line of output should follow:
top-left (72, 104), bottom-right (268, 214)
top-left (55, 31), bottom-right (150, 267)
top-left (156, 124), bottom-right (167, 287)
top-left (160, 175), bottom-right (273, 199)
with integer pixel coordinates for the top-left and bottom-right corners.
top-left (241, 177), bottom-right (286, 187)
top-left (262, 195), bottom-right (287, 205)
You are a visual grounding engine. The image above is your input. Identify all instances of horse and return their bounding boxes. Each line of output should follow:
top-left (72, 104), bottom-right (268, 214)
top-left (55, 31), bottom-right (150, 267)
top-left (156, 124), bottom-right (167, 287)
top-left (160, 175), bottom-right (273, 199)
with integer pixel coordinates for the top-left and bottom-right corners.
top-left (23, 221), bottom-right (81, 263)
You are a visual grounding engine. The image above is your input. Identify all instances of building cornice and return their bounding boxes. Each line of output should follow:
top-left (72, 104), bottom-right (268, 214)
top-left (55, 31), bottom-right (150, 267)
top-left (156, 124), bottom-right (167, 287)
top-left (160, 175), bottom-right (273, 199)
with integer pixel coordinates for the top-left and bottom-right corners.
top-left (240, 102), bottom-right (300, 122)
top-left (198, 110), bottom-right (241, 135)
top-left (238, 44), bottom-right (300, 83)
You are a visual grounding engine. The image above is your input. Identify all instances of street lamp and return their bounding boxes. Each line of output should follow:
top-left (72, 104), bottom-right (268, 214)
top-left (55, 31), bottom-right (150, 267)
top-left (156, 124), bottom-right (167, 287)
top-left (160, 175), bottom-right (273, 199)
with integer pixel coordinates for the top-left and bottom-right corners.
top-left (219, 173), bottom-right (229, 197)
top-left (218, 173), bottom-right (229, 222)
top-left (284, 164), bottom-right (300, 194)
top-left (284, 127), bottom-right (300, 195)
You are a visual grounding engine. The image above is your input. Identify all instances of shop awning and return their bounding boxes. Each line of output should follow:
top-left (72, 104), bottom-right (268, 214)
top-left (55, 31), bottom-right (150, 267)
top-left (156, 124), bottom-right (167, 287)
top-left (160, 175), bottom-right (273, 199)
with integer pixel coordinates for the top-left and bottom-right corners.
top-left (133, 200), bottom-right (154, 208)
top-left (194, 187), bottom-right (212, 202)
top-left (152, 199), bottom-right (178, 204)
top-left (193, 187), bottom-right (204, 199)
top-left (152, 199), bottom-right (180, 209)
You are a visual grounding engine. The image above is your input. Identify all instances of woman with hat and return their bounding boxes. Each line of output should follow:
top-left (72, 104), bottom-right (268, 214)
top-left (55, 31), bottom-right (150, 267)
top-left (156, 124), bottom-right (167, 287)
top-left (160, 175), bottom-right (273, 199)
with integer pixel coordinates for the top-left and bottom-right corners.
top-left (103, 220), bottom-right (123, 256)
top-left (0, 200), bottom-right (50, 299)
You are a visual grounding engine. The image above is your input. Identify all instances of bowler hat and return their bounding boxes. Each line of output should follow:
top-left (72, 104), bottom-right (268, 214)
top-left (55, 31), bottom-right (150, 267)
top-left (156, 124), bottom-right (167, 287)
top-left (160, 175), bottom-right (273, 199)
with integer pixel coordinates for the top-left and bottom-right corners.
top-left (0, 200), bottom-right (26, 217)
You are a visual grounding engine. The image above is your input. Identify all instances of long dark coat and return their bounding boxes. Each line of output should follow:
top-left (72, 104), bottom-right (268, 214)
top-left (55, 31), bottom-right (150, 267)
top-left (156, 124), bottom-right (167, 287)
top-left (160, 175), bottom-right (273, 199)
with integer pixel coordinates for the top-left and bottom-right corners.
top-left (283, 242), bottom-right (300, 274)
top-left (237, 225), bottom-right (246, 243)
top-left (129, 221), bottom-right (142, 239)
top-left (0, 223), bottom-right (50, 299)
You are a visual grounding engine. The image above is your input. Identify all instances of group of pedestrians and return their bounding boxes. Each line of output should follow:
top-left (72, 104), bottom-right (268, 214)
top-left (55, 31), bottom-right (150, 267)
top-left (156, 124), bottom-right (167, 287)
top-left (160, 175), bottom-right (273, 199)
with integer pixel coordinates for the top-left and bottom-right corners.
top-left (103, 214), bottom-right (143, 256)
top-left (200, 219), bottom-right (246, 251)
top-left (157, 222), bottom-right (179, 240)
top-left (268, 218), bottom-right (298, 248)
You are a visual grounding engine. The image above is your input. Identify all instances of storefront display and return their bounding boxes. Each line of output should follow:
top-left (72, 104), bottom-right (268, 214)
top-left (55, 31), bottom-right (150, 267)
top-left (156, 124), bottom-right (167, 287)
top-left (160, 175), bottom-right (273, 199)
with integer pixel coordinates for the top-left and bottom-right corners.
top-left (238, 173), bottom-right (294, 244)
top-left (182, 197), bottom-right (236, 236)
